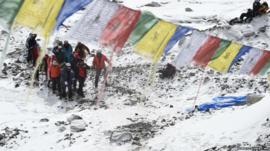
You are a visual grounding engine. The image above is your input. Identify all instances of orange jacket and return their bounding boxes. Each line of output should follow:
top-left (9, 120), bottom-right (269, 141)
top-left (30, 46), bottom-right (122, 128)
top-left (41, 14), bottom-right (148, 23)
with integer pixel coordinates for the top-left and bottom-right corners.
top-left (50, 64), bottom-right (61, 78)
top-left (92, 54), bottom-right (108, 70)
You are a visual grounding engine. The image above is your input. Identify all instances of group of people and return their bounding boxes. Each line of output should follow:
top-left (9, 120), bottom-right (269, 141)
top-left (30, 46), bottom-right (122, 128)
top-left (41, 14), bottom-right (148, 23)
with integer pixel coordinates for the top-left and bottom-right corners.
top-left (25, 34), bottom-right (111, 100)
top-left (230, 0), bottom-right (269, 25)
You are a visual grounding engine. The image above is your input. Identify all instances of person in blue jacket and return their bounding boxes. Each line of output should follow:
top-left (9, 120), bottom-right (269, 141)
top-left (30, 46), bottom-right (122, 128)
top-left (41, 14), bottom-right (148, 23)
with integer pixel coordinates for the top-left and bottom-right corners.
top-left (63, 40), bottom-right (73, 63)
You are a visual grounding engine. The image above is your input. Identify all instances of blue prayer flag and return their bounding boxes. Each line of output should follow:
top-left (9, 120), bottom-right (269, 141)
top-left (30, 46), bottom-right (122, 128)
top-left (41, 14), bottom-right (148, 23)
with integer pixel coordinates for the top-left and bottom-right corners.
top-left (228, 45), bottom-right (252, 72)
top-left (163, 26), bottom-right (190, 55)
top-left (56, 0), bottom-right (93, 30)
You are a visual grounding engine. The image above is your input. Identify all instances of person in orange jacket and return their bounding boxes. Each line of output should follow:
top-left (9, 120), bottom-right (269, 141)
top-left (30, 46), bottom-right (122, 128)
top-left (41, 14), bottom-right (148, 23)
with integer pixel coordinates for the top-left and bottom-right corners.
top-left (92, 50), bottom-right (111, 88)
top-left (49, 58), bottom-right (61, 95)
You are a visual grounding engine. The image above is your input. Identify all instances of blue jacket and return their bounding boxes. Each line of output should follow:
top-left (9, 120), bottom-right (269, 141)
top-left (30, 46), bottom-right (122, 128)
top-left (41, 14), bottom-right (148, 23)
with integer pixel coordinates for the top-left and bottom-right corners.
top-left (62, 44), bottom-right (73, 63)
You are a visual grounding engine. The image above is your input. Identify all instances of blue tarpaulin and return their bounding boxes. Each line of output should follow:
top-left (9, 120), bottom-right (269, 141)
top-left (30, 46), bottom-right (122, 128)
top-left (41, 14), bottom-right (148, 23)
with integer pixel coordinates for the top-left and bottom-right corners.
top-left (197, 96), bottom-right (247, 111)
top-left (163, 26), bottom-right (190, 55)
top-left (55, 0), bottom-right (93, 30)
top-left (228, 45), bottom-right (252, 72)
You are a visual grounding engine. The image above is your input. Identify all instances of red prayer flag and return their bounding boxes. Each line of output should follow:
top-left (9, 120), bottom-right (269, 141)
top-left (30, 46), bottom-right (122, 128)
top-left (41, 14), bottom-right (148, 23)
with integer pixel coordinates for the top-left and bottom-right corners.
top-left (100, 6), bottom-right (141, 52)
top-left (192, 36), bottom-right (221, 67)
top-left (249, 50), bottom-right (270, 75)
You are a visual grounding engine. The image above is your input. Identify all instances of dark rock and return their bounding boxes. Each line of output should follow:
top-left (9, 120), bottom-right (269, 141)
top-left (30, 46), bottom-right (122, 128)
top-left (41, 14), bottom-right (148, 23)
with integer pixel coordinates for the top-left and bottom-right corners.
top-left (40, 118), bottom-right (49, 122)
top-left (144, 2), bottom-right (161, 7)
top-left (58, 126), bottom-right (66, 133)
top-left (185, 7), bottom-right (193, 12)
top-left (67, 114), bottom-right (83, 123)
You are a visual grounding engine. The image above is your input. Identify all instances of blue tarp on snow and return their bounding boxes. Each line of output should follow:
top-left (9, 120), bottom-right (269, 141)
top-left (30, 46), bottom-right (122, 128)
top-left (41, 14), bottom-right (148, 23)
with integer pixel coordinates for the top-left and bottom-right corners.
top-left (163, 26), bottom-right (190, 55)
top-left (55, 0), bottom-right (93, 30)
top-left (228, 45), bottom-right (252, 72)
top-left (197, 96), bottom-right (247, 111)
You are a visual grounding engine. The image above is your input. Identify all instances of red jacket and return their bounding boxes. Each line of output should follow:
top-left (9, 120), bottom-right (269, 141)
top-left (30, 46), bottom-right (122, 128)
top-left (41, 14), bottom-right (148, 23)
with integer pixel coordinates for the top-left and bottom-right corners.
top-left (93, 54), bottom-right (108, 70)
top-left (78, 64), bottom-right (87, 78)
top-left (49, 55), bottom-right (61, 78)
top-left (50, 64), bottom-right (61, 78)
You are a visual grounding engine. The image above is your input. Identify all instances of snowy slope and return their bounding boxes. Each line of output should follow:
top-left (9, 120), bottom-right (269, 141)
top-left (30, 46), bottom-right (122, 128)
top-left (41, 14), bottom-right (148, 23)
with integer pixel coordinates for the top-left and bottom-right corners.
top-left (0, 0), bottom-right (270, 151)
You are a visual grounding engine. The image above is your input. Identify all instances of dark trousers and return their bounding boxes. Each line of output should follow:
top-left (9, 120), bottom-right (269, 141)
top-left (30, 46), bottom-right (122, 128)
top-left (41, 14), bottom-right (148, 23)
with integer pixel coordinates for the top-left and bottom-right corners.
top-left (35, 69), bottom-right (39, 81)
top-left (240, 11), bottom-right (253, 23)
top-left (27, 49), bottom-right (32, 63)
top-left (51, 77), bottom-right (61, 94)
top-left (61, 81), bottom-right (72, 99)
top-left (78, 76), bottom-right (85, 96)
top-left (95, 68), bottom-right (107, 88)
top-left (73, 71), bottom-right (78, 90)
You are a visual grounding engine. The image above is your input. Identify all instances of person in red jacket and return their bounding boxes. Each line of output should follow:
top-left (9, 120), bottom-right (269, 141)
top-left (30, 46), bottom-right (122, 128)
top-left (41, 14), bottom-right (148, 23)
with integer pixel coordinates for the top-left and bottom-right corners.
top-left (49, 58), bottom-right (61, 95)
top-left (77, 59), bottom-right (90, 97)
top-left (92, 50), bottom-right (111, 88)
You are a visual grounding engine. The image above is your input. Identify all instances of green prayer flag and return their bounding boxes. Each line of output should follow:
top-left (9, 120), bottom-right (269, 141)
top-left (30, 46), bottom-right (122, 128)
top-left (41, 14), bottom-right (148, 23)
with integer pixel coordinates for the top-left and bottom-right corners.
top-left (211, 39), bottom-right (231, 60)
top-left (128, 11), bottom-right (159, 45)
top-left (0, 0), bottom-right (23, 29)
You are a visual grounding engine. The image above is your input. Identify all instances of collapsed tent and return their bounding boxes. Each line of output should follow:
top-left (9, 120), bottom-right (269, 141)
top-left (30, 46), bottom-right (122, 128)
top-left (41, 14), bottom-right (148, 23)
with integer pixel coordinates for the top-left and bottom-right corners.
top-left (55, 0), bottom-right (93, 30)
top-left (128, 11), bottom-right (159, 45)
top-left (68, 0), bottom-right (119, 44)
top-left (15, 0), bottom-right (64, 37)
top-left (208, 42), bottom-right (242, 73)
top-left (196, 96), bottom-right (247, 112)
top-left (0, 0), bottom-right (23, 29)
top-left (174, 30), bottom-right (208, 69)
top-left (135, 20), bottom-right (177, 63)
top-left (192, 36), bottom-right (221, 67)
top-left (100, 6), bottom-right (141, 52)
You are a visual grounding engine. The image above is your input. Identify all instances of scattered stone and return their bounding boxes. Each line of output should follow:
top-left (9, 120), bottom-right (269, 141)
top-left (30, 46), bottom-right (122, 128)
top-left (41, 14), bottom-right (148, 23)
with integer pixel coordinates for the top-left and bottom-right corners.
top-left (70, 120), bottom-right (87, 132)
top-left (40, 118), bottom-right (49, 122)
top-left (144, 2), bottom-right (161, 7)
top-left (67, 114), bottom-right (83, 123)
top-left (0, 127), bottom-right (28, 147)
top-left (58, 126), bottom-right (66, 133)
top-left (14, 83), bottom-right (20, 88)
top-left (110, 132), bottom-right (133, 144)
top-left (55, 121), bottom-right (67, 126)
top-left (185, 7), bottom-right (193, 12)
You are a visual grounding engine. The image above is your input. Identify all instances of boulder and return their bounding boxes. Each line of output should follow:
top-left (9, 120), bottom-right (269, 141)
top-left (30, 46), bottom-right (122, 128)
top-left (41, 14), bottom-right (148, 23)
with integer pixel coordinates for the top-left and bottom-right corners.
top-left (58, 126), bottom-right (66, 133)
top-left (70, 120), bottom-right (87, 132)
top-left (185, 7), bottom-right (193, 12)
top-left (67, 114), bottom-right (82, 123)
top-left (40, 118), bottom-right (49, 122)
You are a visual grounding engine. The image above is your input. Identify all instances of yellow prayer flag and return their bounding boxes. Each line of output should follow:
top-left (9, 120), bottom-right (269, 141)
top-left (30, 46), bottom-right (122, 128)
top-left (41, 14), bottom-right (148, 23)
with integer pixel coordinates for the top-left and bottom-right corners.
top-left (135, 20), bottom-right (177, 63)
top-left (208, 42), bottom-right (242, 73)
top-left (15, 0), bottom-right (64, 37)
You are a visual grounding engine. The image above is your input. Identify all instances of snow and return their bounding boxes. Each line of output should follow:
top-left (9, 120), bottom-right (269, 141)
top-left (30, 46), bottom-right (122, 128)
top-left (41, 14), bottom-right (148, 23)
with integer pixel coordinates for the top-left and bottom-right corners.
top-left (0, 0), bottom-right (270, 151)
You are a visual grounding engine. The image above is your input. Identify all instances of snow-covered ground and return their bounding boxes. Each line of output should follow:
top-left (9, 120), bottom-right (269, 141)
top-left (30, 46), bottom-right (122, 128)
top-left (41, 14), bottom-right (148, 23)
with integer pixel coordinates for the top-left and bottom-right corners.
top-left (0, 0), bottom-right (270, 151)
